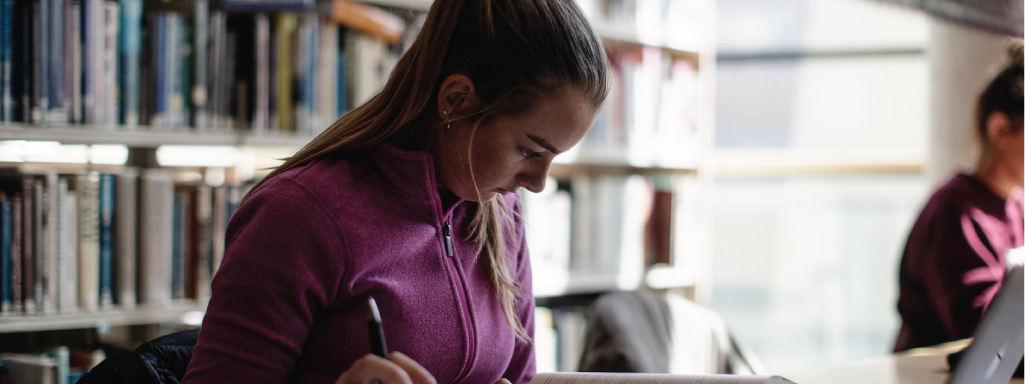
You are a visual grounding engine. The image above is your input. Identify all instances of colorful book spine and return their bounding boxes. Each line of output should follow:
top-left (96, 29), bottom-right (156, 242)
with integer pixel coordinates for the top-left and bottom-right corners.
top-left (76, 172), bottom-right (99, 312)
top-left (151, 13), bottom-right (167, 128)
top-left (1, 194), bottom-right (11, 313)
top-left (99, 1), bottom-right (117, 126)
top-left (80, 0), bottom-right (97, 124)
top-left (69, 0), bottom-right (80, 123)
top-left (191, 0), bottom-right (209, 130)
top-left (275, 13), bottom-right (296, 133)
top-left (31, 0), bottom-right (47, 124)
top-left (0, 0), bottom-right (12, 121)
top-left (119, 0), bottom-right (141, 127)
top-left (42, 171), bottom-right (57, 314)
top-left (21, 176), bottom-right (35, 314)
top-left (97, 173), bottom-right (114, 309)
top-left (57, 176), bottom-right (77, 314)
top-left (113, 168), bottom-right (137, 308)
top-left (9, 194), bottom-right (20, 313)
top-left (171, 189), bottom-right (184, 300)
top-left (46, 0), bottom-right (64, 124)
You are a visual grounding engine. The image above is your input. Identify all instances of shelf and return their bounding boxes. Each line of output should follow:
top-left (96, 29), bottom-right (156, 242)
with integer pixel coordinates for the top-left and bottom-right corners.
top-left (0, 304), bottom-right (206, 333)
top-left (0, 124), bottom-right (314, 148)
top-left (714, 148), bottom-right (926, 176)
top-left (355, 0), bottom-right (431, 10)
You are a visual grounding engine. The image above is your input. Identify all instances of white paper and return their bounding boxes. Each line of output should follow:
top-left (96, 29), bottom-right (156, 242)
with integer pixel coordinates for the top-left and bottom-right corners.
top-left (530, 372), bottom-right (797, 384)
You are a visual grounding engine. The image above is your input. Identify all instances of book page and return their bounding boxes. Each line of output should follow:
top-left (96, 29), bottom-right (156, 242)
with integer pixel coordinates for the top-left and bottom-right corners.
top-left (530, 372), bottom-right (797, 384)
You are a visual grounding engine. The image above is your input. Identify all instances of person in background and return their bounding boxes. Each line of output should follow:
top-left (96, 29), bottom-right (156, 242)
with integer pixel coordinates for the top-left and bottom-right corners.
top-left (894, 42), bottom-right (1023, 352)
top-left (181, 1), bottom-right (608, 383)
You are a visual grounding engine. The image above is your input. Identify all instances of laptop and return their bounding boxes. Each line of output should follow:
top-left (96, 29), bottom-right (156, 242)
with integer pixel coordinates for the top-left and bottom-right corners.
top-left (947, 247), bottom-right (1024, 384)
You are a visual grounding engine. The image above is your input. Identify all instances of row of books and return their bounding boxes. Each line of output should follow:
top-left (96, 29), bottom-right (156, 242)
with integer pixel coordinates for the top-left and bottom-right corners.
top-left (0, 0), bottom-right (409, 136)
top-left (581, 47), bottom-right (700, 166)
top-left (523, 174), bottom-right (671, 283)
top-left (0, 167), bottom-right (245, 316)
top-left (575, 0), bottom-right (703, 50)
top-left (534, 306), bottom-right (589, 373)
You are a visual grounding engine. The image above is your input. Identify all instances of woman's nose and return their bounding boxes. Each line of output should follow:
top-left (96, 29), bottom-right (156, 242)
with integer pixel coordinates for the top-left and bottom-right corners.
top-left (519, 163), bottom-right (551, 193)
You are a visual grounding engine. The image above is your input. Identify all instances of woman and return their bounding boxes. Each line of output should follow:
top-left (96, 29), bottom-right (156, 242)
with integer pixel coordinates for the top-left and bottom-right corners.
top-left (894, 42), bottom-right (1023, 352)
top-left (181, 0), bottom-right (609, 383)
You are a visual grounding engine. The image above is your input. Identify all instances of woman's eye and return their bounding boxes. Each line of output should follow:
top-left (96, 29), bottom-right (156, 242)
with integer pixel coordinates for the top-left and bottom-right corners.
top-left (520, 147), bottom-right (542, 158)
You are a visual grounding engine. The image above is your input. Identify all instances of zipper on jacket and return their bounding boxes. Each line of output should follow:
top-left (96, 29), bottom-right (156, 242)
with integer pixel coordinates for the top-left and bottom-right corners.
top-left (443, 223), bottom-right (454, 257)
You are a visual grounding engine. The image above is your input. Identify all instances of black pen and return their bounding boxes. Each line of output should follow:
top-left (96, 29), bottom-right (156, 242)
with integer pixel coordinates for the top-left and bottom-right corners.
top-left (368, 297), bottom-right (388, 359)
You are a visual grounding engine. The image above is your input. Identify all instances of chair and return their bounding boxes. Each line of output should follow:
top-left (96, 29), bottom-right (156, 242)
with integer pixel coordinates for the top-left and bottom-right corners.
top-left (578, 290), bottom-right (765, 375)
top-left (77, 328), bottom-right (199, 384)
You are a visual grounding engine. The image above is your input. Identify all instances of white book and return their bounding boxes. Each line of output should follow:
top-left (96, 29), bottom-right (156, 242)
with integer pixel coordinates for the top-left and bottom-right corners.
top-left (315, 19), bottom-right (338, 134)
top-left (252, 13), bottom-right (270, 133)
top-left (114, 168), bottom-right (138, 309)
top-left (138, 168), bottom-right (174, 307)
top-left (101, 2), bottom-right (119, 126)
top-left (211, 184), bottom-right (227, 279)
top-left (58, 177), bottom-right (78, 314)
top-left (76, 172), bottom-right (100, 312)
top-left (530, 373), bottom-right (795, 384)
top-left (42, 171), bottom-right (59, 314)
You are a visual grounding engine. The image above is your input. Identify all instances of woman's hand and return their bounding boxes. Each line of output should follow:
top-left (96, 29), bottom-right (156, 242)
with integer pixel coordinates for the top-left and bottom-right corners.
top-left (335, 352), bottom-right (436, 384)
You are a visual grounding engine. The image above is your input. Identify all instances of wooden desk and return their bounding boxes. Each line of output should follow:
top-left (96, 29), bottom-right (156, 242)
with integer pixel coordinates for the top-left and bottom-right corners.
top-left (783, 340), bottom-right (1024, 384)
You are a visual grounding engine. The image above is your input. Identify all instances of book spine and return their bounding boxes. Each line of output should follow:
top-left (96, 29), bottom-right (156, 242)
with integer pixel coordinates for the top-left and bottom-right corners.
top-left (191, 0), bottom-right (208, 131)
top-left (31, 178), bottom-right (43, 313)
top-left (165, 13), bottom-right (178, 129)
top-left (1, 195), bottom-right (10, 314)
top-left (42, 172), bottom-right (57, 314)
top-left (97, 173), bottom-right (113, 309)
top-left (31, 0), bottom-right (47, 124)
top-left (0, 0), bottom-right (12, 122)
top-left (47, 0), bottom-right (64, 124)
top-left (57, 176), bottom-right (77, 313)
top-left (275, 13), bottom-right (295, 133)
top-left (118, 0), bottom-right (141, 127)
top-left (252, 13), bottom-right (268, 133)
top-left (113, 167), bottom-right (137, 308)
top-left (151, 13), bottom-right (167, 129)
top-left (175, 15), bottom-right (189, 130)
top-left (69, 1), bottom-right (80, 123)
top-left (195, 184), bottom-right (211, 300)
top-left (21, 177), bottom-right (35, 314)
top-left (9, 194), bottom-right (20, 313)
top-left (76, 172), bottom-right (99, 312)
top-left (80, 0), bottom-right (95, 124)
top-left (12, 0), bottom-right (29, 123)
top-left (210, 184), bottom-right (225, 278)
top-left (62, 0), bottom-right (72, 123)
top-left (171, 188), bottom-right (184, 300)
top-left (100, 1), bottom-right (117, 126)
top-left (137, 169), bottom-right (172, 306)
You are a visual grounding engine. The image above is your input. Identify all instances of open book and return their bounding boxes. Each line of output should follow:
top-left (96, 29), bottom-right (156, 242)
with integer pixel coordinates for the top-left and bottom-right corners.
top-left (530, 372), bottom-right (797, 384)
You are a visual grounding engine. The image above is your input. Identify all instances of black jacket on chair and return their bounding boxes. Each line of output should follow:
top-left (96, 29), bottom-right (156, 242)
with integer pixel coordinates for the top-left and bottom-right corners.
top-left (77, 329), bottom-right (199, 384)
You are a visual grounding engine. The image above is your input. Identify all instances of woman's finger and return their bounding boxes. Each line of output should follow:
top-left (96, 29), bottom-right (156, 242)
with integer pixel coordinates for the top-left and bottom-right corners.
top-left (388, 352), bottom-right (437, 384)
top-left (336, 354), bottom-right (412, 384)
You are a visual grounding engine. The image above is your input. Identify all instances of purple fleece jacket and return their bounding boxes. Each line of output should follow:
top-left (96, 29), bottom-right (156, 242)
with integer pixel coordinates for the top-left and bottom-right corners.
top-left (182, 144), bottom-right (536, 384)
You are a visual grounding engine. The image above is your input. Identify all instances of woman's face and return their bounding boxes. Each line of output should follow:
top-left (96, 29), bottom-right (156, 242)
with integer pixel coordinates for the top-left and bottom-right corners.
top-left (432, 86), bottom-right (598, 202)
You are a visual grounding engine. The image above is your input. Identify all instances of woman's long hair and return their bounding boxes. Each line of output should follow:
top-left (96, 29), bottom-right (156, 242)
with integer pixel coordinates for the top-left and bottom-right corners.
top-left (247, 0), bottom-right (609, 341)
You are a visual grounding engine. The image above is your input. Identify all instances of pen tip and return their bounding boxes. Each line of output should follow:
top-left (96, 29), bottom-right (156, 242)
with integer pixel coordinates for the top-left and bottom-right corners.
top-left (368, 297), bottom-right (381, 322)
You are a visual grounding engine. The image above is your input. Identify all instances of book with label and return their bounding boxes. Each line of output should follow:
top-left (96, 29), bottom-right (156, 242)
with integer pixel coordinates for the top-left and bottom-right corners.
top-left (530, 373), bottom-right (796, 384)
top-left (76, 172), bottom-right (99, 312)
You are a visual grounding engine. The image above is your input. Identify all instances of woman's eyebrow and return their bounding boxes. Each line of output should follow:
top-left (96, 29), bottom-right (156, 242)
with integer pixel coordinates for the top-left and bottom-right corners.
top-left (527, 134), bottom-right (561, 154)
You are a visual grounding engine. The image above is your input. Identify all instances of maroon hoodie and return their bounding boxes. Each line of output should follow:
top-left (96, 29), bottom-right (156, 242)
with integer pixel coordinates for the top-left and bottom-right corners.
top-left (894, 173), bottom-right (1023, 352)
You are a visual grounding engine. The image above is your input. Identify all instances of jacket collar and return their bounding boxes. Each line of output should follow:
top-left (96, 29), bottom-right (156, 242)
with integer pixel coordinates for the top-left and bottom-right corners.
top-left (368, 144), bottom-right (467, 216)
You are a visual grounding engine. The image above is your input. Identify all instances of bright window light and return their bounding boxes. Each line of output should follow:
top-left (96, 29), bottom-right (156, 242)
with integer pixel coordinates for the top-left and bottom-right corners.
top-left (157, 145), bottom-right (241, 167)
top-left (0, 141), bottom-right (128, 164)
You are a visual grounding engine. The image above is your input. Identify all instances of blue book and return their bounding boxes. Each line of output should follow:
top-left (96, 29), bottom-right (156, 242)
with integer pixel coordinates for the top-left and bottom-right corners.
top-left (98, 173), bottom-right (114, 308)
top-left (2, 195), bottom-right (11, 312)
top-left (336, 31), bottom-right (346, 117)
top-left (190, 0), bottom-right (208, 130)
top-left (217, 0), bottom-right (311, 12)
top-left (152, 13), bottom-right (167, 128)
top-left (31, 0), bottom-right (48, 124)
top-left (171, 191), bottom-right (183, 300)
top-left (118, 0), bottom-right (141, 127)
top-left (46, 0), bottom-right (63, 124)
top-left (80, 0), bottom-right (94, 123)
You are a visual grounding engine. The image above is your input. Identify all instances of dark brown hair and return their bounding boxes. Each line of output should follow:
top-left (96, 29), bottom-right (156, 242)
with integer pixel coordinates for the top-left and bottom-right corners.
top-left (976, 41), bottom-right (1023, 143)
top-left (248, 0), bottom-right (609, 341)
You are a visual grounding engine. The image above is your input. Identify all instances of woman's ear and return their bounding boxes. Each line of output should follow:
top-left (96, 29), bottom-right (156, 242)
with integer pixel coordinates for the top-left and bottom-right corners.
top-left (437, 74), bottom-right (476, 119)
top-left (986, 111), bottom-right (1016, 150)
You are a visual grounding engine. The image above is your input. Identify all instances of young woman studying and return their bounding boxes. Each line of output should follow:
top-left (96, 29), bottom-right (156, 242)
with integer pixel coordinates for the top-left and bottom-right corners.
top-left (180, 1), bottom-right (609, 384)
top-left (894, 42), bottom-right (1023, 353)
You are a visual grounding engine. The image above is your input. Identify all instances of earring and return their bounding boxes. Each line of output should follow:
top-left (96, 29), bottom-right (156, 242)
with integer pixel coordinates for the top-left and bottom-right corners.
top-left (442, 110), bottom-right (451, 130)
